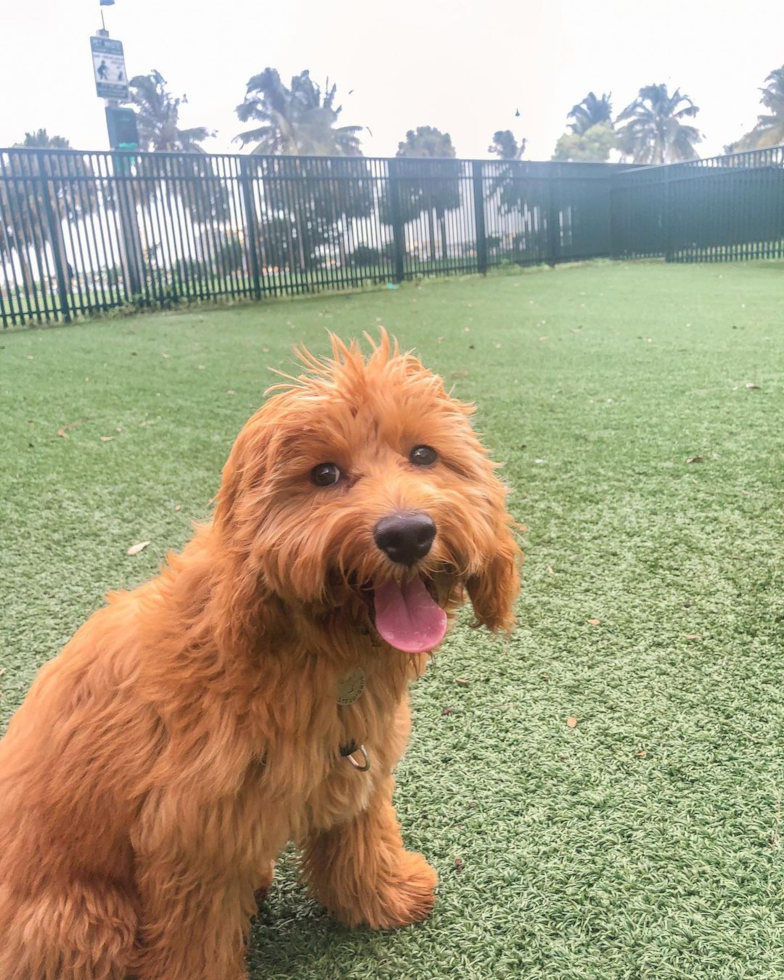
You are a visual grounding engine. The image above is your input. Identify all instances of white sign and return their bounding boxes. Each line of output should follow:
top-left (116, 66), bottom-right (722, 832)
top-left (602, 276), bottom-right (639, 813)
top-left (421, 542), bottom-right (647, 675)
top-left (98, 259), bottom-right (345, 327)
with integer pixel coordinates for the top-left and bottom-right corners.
top-left (90, 36), bottom-right (129, 101)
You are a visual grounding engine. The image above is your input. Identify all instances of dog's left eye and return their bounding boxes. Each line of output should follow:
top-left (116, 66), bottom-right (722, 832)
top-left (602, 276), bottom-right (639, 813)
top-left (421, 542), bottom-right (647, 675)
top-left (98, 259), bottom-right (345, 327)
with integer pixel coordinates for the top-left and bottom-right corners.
top-left (311, 463), bottom-right (341, 487)
top-left (410, 445), bottom-right (438, 466)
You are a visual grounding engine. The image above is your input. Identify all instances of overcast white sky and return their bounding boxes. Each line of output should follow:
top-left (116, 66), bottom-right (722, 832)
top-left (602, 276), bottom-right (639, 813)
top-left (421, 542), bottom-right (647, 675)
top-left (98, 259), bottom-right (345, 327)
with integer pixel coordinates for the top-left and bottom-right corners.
top-left (1, 0), bottom-right (782, 160)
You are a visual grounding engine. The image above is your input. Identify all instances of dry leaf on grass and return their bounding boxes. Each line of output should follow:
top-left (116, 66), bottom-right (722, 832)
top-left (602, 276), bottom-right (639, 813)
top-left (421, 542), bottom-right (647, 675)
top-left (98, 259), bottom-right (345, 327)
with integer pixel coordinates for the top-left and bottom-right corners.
top-left (100, 436), bottom-right (114, 442)
top-left (547, 565), bottom-right (555, 575)
top-left (441, 706), bottom-right (454, 716)
top-left (635, 750), bottom-right (648, 758)
top-left (161, 353), bottom-right (170, 359)
top-left (127, 541), bottom-right (150, 556)
top-left (57, 418), bottom-right (87, 439)
top-left (745, 382), bottom-right (761, 390)
top-left (566, 716), bottom-right (578, 729)
top-left (686, 455), bottom-right (704, 464)
top-left (175, 504), bottom-right (182, 512)
top-left (453, 857), bottom-right (464, 871)
top-left (455, 678), bottom-right (469, 687)
top-left (587, 618), bottom-right (600, 626)
top-left (685, 633), bottom-right (700, 640)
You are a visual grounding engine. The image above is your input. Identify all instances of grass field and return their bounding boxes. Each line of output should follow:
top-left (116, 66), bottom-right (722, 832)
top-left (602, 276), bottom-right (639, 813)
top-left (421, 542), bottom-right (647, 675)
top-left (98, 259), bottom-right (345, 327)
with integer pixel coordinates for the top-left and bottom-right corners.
top-left (1, 259), bottom-right (783, 978)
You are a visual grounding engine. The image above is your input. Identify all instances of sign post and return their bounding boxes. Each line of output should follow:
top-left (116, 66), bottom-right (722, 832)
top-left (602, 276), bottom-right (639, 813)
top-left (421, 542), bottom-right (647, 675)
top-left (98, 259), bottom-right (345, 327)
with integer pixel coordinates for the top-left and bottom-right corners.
top-left (90, 23), bottom-right (142, 296)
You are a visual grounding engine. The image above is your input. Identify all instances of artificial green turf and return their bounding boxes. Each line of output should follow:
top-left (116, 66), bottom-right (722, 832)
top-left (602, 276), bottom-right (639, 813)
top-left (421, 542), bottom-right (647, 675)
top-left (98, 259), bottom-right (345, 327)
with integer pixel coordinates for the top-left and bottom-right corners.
top-left (1, 260), bottom-right (783, 979)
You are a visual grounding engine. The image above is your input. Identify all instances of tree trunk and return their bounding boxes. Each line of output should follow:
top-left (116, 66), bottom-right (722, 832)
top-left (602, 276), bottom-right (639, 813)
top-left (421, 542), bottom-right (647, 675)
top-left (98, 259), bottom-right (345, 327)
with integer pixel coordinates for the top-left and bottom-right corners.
top-left (337, 215), bottom-right (348, 269)
top-left (345, 218), bottom-right (354, 258)
top-left (427, 209), bottom-right (436, 263)
top-left (439, 212), bottom-right (448, 261)
top-left (17, 246), bottom-right (36, 298)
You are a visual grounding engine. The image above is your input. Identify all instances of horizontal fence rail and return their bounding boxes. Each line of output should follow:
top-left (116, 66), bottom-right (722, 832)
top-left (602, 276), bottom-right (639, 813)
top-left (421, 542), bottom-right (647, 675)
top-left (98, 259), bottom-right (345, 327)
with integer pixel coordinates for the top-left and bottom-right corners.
top-left (0, 146), bottom-right (781, 326)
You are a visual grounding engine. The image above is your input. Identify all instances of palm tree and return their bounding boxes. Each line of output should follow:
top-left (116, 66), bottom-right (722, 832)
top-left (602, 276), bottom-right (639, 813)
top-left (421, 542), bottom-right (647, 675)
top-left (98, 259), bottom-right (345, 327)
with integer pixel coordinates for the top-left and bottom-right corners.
top-left (234, 69), bottom-right (363, 156)
top-left (128, 70), bottom-right (212, 152)
top-left (726, 67), bottom-right (784, 151)
top-left (488, 130), bottom-right (526, 160)
top-left (234, 70), bottom-right (368, 274)
top-left (568, 93), bottom-right (613, 135)
top-left (486, 130), bottom-right (529, 243)
top-left (1, 131), bottom-right (98, 298)
top-left (127, 71), bottom-right (218, 283)
top-left (617, 84), bottom-right (702, 164)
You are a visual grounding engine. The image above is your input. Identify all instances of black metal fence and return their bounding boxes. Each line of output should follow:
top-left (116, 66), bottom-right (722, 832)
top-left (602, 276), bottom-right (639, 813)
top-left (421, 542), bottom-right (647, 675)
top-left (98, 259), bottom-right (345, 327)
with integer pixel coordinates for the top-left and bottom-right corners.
top-left (611, 146), bottom-right (784, 262)
top-left (1, 146), bottom-right (782, 327)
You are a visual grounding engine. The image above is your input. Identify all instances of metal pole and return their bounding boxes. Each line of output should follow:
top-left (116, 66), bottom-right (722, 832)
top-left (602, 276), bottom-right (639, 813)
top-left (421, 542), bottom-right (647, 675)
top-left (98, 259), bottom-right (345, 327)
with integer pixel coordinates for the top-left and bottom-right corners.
top-left (547, 174), bottom-right (559, 267)
top-left (97, 26), bottom-right (143, 297)
top-left (663, 166), bottom-right (673, 262)
top-left (471, 160), bottom-right (488, 275)
top-left (387, 158), bottom-right (406, 283)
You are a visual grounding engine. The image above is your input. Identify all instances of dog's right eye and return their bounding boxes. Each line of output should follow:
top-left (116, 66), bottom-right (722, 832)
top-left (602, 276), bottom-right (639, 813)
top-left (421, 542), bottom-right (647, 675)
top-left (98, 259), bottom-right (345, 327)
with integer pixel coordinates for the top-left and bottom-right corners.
top-left (311, 463), bottom-right (341, 487)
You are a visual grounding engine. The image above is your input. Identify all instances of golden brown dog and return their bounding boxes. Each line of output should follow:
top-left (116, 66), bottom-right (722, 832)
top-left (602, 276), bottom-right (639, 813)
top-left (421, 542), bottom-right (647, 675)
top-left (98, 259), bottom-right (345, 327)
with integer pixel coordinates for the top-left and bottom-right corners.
top-left (0, 332), bottom-right (520, 979)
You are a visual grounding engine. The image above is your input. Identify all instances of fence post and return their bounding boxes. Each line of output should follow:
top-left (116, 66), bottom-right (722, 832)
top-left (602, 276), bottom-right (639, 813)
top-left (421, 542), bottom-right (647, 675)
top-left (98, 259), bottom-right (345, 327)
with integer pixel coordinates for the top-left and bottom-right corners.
top-left (471, 161), bottom-right (488, 275)
top-left (547, 174), bottom-right (560, 266)
top-left (37, 151), bottom-right (71, 323)
top-left (239, 156), bottom-right (262, 300)
top-left (663, 166), bottom-right (673, 262)
top-left (608, 173), bottom-right (619, 259)
top-left (111, 153), bottom-right (144, 299)
top-left (387, 159), bottom-right (406, 282)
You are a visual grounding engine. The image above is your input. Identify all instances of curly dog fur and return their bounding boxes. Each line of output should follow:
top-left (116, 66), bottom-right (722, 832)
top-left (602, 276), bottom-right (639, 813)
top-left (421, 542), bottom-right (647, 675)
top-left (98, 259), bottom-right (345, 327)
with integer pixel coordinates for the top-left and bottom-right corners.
top-left (0, 332), bottom-right (520, 979)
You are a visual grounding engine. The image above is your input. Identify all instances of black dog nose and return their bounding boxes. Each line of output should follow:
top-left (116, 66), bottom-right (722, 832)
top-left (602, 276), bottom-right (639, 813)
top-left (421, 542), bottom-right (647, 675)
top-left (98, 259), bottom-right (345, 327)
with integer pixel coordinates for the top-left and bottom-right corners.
top-left (373, 512), bottom-right (436, 566)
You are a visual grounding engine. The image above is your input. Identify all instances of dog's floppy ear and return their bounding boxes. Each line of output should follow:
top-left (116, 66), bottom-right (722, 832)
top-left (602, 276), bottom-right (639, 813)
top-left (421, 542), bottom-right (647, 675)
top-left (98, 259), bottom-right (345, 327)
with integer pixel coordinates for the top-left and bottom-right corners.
top-left (213, 415), bottom-right (271, 533)
top-left (466, 522), bottom-right (522, 633)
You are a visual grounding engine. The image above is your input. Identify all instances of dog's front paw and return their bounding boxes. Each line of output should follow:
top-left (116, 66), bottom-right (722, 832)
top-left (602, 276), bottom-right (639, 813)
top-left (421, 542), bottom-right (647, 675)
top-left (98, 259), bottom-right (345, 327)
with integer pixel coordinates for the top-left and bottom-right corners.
top-left (254, 861), bottom-right (275, 907)
top-left (343, 850), bottom-right (438, 930)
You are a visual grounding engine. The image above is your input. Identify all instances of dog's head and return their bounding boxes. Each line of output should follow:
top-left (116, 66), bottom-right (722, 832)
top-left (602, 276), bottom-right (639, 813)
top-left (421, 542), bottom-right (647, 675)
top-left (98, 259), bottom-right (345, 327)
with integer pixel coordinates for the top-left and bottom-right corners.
top-left (214, 332), bottom-right (521, 654)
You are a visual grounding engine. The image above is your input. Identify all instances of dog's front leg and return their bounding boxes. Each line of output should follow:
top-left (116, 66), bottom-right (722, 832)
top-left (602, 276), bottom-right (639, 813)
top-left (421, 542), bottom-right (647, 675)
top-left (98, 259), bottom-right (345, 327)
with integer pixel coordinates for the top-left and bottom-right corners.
top-left (300, 774), bottom-right (437, 929)
top-left (131, 864), bottom-right (252, 980)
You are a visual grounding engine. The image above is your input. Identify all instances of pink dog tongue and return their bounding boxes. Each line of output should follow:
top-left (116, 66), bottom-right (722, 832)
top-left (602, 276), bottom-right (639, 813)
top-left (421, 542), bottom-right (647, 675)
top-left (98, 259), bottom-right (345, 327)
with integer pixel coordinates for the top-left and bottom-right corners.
top-left (373, 577), bottom-right (448, 654)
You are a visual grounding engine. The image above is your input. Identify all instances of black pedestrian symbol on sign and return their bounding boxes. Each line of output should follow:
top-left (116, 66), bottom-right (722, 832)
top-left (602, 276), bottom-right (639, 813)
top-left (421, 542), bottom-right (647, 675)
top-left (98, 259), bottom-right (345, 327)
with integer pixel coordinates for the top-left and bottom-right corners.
top-left (117, 69), bottom-right (124, 81)
top-left (97, 60), bottom-right (109, 80)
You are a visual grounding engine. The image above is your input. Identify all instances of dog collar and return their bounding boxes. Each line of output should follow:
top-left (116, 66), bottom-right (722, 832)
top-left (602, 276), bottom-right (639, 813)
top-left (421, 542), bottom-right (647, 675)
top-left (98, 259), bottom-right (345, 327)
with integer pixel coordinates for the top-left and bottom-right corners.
top-left (339, 740), bottom-right (371, 771)
top-left (337, 668), bottom-right (370, 771)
